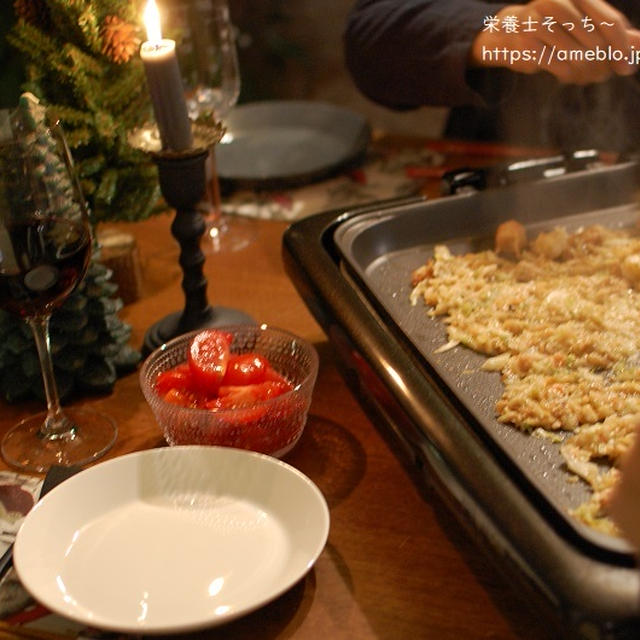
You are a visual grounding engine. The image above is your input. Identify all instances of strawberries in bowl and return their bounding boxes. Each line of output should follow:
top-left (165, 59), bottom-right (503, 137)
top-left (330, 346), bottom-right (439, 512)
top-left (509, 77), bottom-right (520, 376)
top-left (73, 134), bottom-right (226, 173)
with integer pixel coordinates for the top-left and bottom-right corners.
top-left (140, 326), bottom-right (319, 457)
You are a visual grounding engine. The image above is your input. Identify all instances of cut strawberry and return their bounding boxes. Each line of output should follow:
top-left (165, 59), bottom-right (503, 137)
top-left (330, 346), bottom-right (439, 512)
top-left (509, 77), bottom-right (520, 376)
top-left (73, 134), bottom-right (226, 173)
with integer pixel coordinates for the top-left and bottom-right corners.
top-left (264, 365), bottom-right (290, 385)
top-left (163, 387), bottom-right (199, 408)
top-left (155, 363), bottom-right (193, 396)
top-left (222, 353), bottom-right (269, 386)
top-left (187, 330), bottom-right (232, 395)
top-left (217, 380), bottom-right (292, 408)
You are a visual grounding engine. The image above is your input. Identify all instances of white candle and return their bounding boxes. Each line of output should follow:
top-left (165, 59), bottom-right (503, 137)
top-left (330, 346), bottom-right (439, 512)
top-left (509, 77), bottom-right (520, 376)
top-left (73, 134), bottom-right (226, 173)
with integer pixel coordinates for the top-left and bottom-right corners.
top-left (141, 0), bottom-right (193, 151)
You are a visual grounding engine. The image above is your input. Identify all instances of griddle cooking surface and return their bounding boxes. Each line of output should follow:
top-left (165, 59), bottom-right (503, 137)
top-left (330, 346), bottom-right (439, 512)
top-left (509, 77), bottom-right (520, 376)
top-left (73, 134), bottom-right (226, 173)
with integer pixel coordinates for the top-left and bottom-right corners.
top-left (334, 169), bottom-right (640, 556)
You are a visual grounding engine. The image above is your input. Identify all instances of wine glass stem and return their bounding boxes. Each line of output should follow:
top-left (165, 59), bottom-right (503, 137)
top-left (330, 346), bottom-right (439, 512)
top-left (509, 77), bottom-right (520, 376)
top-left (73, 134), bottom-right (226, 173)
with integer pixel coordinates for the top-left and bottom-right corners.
top-left (208, 152), bottom-right (223, 219)
top-left (28, 315), bottom-right (75, 440)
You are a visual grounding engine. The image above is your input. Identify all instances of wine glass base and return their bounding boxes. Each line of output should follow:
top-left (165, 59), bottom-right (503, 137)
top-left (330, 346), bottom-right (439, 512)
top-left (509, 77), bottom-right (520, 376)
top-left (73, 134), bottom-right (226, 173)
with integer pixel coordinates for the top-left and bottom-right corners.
top-left (1, 408), bottom-right (117, 473)
top-left (202, 215), bottom-right (258, 254)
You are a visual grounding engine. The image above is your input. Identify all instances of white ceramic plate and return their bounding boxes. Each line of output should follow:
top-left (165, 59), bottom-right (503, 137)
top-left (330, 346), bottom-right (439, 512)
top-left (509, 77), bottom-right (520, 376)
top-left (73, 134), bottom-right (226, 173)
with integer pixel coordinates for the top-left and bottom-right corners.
top-left (14, 446), bottom-right (329, 635)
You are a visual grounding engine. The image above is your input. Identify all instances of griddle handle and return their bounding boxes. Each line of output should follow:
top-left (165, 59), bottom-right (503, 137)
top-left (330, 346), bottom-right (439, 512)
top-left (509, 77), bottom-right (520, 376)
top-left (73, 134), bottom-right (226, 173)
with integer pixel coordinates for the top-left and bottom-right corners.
top-left (440, 167), bottom-right (486, 195)
top-left (441, 150), bottom-right (602, 196)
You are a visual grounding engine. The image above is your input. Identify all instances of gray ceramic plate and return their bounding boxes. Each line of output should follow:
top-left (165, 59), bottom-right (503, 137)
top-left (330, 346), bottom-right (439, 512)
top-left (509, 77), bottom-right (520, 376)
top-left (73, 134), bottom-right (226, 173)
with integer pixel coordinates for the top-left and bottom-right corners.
top-left (215, 100), bottom-right (371, 188)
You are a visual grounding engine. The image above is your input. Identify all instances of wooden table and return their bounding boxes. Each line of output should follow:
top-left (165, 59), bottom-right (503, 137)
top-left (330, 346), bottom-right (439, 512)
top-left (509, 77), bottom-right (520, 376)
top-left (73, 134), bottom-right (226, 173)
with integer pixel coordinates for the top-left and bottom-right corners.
top-left (0, 181), bottom-right (559, 640)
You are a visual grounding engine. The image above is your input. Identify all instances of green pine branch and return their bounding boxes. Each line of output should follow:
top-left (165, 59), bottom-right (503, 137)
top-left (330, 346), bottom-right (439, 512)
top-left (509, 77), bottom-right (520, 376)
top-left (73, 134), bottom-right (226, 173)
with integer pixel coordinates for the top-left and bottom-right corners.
top-left (100, 0), bottom-right (142, 24)
top-left (61, 126), bottom-right (94, 148)
top-left (76, 6), bottom-right (103, 55)
top-left (7, 20), bottom-right (57, 61)
top-left (46, 0), bottom-right (98, 52)
top-left (62, 43), bottom-right (106, 79)
top-left (76, 154), bottom-right (106, 177)
top-left (45, 103), bottom-right (94, 127)
top-left (99, 63), bottom-right (147, 115)
top-left (117, 82), bottom-right (153, 131)
top-left (111, 177), bottom-right (161, 221)
top-left (8, 1), bottom-right (161, 224)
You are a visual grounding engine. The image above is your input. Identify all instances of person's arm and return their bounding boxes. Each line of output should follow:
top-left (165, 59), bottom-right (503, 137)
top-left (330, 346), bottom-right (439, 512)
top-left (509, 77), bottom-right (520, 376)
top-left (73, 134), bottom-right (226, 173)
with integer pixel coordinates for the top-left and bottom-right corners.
top-left (344, 0), bottom-right (640, 110)
top-left (344, 0), bottom-right (510, 109)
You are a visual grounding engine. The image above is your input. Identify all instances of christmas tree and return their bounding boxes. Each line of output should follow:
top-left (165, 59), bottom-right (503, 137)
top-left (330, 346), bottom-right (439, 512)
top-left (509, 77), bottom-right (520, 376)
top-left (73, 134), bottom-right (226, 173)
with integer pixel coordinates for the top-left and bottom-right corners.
top-left (0, 93), bottom-right (141, 403)
top-left (7, 0), bottom-right (160, 224)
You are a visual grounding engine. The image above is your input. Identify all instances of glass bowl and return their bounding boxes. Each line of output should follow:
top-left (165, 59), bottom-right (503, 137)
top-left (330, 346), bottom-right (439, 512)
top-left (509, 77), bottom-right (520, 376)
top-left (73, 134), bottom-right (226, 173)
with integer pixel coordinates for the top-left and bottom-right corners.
top-left (140, 325), bottom-right (319, 457)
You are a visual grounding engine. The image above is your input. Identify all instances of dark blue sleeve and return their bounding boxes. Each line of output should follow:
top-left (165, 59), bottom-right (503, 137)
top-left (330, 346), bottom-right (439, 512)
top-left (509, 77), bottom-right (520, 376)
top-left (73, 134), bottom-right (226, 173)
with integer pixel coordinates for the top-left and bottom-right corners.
top-left (344, 0), bottom-right (510, 109)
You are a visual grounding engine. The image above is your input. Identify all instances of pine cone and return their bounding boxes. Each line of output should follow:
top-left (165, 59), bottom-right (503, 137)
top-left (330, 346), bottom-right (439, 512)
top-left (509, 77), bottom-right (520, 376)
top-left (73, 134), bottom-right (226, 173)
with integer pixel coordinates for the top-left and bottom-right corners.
top-left (100, 15), bottom-right (141, 64)
top-left (13, 0), bottom-right (51, 30)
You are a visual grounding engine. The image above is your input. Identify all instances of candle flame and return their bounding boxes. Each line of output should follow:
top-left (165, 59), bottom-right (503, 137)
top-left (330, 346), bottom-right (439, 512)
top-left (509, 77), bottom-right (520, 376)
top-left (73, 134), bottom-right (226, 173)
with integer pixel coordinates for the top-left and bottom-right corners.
top-left (143, 0), bottom-right (162, 42)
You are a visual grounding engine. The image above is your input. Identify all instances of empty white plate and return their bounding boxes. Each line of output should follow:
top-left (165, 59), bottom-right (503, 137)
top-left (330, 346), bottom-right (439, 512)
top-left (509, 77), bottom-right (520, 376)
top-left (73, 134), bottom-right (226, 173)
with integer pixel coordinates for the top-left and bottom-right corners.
top-left (13, 446), bottom-right (329, 634)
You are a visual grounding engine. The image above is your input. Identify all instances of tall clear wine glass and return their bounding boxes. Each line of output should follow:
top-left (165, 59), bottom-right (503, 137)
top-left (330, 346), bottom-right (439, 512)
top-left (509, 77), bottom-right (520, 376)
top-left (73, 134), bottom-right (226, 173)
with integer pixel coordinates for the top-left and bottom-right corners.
top-left (0, 118), bottom-right (117, 472)
top-left (172, 0), bottom-right (255, 252)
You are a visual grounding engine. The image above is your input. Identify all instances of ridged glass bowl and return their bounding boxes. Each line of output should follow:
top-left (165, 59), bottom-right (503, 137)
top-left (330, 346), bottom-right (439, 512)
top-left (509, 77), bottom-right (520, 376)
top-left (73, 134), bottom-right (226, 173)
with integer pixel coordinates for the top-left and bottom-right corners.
top-left (140, 325), bottom-right (319, 457)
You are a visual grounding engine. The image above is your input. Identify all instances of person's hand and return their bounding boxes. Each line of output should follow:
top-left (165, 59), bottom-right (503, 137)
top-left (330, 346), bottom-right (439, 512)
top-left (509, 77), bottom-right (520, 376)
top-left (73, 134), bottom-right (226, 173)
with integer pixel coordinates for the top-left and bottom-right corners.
top-left (469, 0), bottom-right (640, 84)
top-left (608, 423), bottom-right (640, 549)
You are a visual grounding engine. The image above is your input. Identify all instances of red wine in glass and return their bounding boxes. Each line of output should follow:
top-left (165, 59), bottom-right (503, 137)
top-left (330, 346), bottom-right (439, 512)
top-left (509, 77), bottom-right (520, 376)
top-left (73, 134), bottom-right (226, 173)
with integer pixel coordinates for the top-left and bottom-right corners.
top-left (0, 217), bottom-right (90, 317)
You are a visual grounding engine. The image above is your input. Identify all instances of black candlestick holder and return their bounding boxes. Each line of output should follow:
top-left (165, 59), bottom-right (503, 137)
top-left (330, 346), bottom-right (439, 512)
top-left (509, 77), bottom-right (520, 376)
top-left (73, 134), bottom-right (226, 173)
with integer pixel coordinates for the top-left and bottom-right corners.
top-left (129, 121), bottom-right (253, 355)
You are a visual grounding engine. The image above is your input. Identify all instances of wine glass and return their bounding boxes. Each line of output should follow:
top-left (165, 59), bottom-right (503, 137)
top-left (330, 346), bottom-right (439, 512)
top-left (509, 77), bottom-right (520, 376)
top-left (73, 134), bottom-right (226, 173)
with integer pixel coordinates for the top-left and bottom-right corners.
top-left (0, 118), bottom-right (117, 472)
top-left (171, 0), bottom-right (255, 252)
